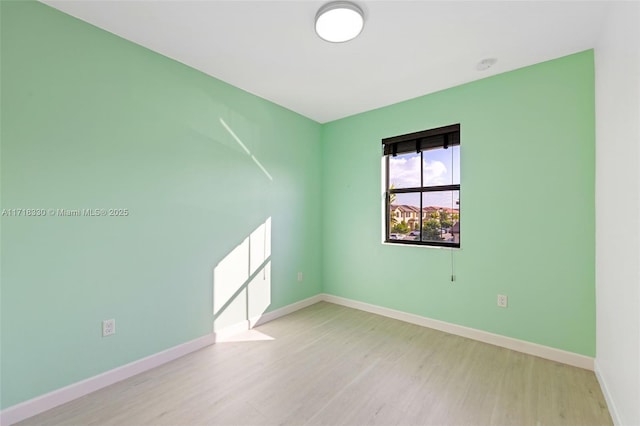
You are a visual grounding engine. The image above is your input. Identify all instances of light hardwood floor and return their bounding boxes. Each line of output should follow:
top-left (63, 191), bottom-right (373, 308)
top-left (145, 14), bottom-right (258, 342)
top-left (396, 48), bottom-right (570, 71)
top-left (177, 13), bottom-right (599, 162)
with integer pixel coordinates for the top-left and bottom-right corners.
top-left (18, 302), bottom-right (612, 425)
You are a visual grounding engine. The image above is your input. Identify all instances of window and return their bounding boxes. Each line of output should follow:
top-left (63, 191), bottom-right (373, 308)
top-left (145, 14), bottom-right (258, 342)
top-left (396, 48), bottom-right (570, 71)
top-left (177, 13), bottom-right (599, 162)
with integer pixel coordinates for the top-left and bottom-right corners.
top-left (383, 124), bottom-right (460, 247)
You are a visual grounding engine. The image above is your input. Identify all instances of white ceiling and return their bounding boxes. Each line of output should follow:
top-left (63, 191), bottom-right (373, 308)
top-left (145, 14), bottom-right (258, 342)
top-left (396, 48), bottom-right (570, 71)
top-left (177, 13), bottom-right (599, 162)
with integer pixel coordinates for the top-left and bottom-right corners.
top-left (41, 0), bottom-right (612, 123)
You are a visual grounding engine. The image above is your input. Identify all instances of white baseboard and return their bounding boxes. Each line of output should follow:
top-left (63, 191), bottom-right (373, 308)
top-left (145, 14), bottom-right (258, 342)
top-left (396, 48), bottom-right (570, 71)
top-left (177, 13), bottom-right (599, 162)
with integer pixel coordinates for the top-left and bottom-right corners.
top-left (212, 293), bottom-right (326, 341)
top-left (1, 294), bottom-right (324, 425)
top-left (594, 360), bottom-right (621, 425)
top-left (213, 320), bottom-right (252, 342)
top-left (322, 294), bottom-right (595, 371)
top-left (1, 292), bottom-right (595, 425)
top-left (253, 294), bottom-right (325, 327)
top-left (0, 333), bottom-right (215, 426)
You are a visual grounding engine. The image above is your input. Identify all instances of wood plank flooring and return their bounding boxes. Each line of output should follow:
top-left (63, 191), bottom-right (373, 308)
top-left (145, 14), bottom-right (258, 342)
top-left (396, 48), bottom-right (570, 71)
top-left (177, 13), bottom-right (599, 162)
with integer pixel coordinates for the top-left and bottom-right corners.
top-left (17, 302), bottom-right (612, 425)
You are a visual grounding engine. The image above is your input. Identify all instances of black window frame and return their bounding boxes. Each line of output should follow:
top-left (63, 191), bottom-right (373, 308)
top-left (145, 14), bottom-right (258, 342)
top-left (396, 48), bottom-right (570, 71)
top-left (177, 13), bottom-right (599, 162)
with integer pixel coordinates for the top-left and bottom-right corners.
top-left (383, 124), bottom-right (461, 248)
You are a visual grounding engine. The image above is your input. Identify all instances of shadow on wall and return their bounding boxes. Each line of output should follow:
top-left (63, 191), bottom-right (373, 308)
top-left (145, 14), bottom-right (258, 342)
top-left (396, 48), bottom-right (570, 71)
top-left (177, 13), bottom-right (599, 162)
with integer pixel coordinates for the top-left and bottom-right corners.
top-left (213, 217), bottom-right (272, 335)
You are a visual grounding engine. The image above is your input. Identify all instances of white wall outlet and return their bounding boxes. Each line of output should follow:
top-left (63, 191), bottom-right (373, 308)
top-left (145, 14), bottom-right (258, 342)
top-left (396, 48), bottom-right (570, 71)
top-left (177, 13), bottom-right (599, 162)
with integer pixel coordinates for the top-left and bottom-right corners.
top-left (497, 294), bottom-right (508, 308)
top-left (297, 272), bottom-right (303, 282)
top-left (102, 319), bottom-right (116, 337)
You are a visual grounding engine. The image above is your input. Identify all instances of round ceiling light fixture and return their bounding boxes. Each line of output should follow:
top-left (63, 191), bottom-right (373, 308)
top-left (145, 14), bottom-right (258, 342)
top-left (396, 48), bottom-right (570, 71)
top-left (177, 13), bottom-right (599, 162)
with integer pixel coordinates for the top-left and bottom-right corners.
top-left (315, 1), bottom-right (364, 43)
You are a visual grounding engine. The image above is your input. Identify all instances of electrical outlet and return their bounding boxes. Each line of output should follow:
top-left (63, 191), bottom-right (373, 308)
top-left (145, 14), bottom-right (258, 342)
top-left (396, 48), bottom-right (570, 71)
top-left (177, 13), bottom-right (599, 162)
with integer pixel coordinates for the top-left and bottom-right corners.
top-left (102, 319), bottom-right (116, 337)
top-left (297, 272), bottom-right (303, 282)
top-left (497, 294), bottom-right (508, 308)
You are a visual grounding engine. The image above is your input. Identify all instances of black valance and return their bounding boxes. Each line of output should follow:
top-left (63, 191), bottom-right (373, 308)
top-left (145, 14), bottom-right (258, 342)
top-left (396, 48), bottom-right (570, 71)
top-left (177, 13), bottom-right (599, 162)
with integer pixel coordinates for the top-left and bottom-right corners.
top-left (382, 124), bottom-right (460, 156)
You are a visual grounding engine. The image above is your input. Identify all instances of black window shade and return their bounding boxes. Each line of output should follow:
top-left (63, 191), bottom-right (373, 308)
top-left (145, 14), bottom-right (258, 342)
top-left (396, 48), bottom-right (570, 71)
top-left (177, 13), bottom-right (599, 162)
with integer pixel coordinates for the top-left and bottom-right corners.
top-left (382, 124), bottom-right (460, 156)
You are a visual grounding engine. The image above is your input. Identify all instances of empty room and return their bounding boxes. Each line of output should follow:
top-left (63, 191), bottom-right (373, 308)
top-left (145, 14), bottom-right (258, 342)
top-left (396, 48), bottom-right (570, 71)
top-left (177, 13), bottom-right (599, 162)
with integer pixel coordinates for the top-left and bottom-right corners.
top-left (1, 1), bottom-right (638, 425)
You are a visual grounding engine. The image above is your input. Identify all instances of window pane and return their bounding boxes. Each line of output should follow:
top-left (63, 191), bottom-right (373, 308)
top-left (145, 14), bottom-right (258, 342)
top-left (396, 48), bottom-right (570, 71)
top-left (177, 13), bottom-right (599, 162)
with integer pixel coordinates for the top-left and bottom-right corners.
top-left (422, 145), bottom-right (459, 186)
top-left (421, 191), bottom-right (460, 244)
top-left (388, 152), bottom-right (421, 189)
top-left (389, 192), bottom-right (421, 241)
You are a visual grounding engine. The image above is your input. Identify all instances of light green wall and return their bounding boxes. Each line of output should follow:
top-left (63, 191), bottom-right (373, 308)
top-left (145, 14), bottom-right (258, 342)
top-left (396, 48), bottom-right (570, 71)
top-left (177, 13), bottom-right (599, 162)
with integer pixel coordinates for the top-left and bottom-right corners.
top-left (322, 51), bottom-right (595, 357)
top-left (1, 0), bottom-right (597, 412)
top-left (0, 2), bottom-right (322, 409)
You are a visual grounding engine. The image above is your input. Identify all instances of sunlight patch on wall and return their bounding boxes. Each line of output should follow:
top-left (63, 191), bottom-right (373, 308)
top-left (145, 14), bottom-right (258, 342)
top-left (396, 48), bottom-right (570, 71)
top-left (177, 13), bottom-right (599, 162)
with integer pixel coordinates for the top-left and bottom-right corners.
top-left (213, 218), bottom-right (272, 332)
top-left (219, 117), bottom-right (273, 181)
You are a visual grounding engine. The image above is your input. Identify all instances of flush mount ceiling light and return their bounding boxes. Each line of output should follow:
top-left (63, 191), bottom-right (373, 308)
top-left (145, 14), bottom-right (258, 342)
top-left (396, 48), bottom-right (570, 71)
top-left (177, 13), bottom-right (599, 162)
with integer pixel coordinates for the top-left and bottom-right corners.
top-left (315, 1), bottom-right (364, 43)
